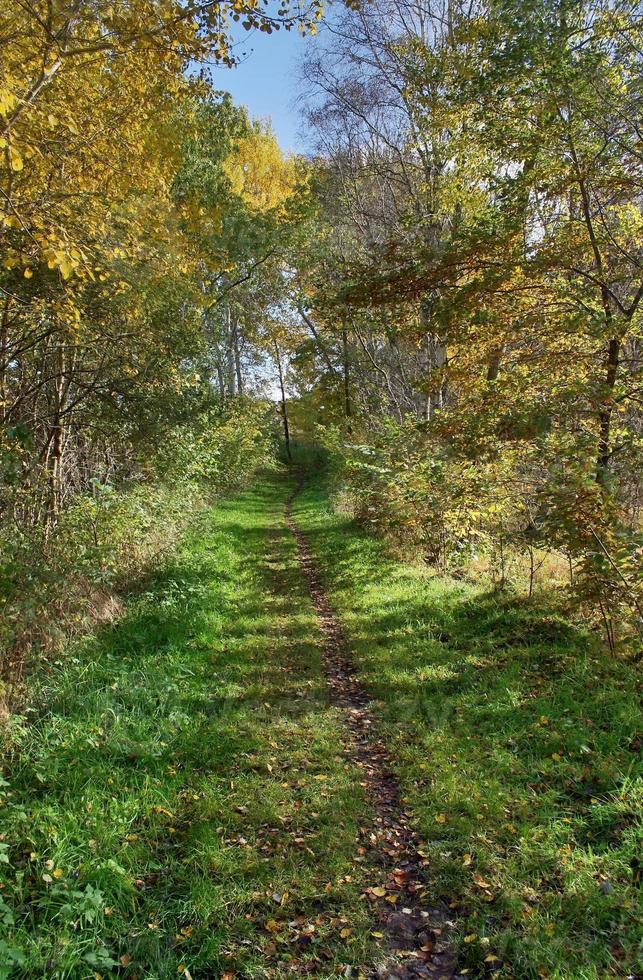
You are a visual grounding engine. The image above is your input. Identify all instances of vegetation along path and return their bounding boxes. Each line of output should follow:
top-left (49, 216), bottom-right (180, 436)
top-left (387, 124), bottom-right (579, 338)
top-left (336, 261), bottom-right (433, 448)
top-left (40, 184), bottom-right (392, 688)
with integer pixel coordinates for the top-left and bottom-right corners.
top-left (286, 477), bottom-right (463, 980)
top-left (1, 465), bottom-right (639, 979)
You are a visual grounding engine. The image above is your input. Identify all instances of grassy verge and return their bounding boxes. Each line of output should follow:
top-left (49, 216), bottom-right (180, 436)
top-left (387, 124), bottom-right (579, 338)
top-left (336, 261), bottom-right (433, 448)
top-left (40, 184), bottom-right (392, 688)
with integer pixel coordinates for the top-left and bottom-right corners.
top-left (0, 474), bottom-right (377, 979)
top-left (292, 459), bottom-right (641, 980)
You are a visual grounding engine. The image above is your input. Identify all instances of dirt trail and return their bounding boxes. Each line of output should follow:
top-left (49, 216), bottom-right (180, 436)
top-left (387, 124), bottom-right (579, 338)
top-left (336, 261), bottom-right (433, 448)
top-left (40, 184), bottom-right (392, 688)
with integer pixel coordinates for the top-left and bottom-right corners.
top-left (285, 480), bottom-right (465, 980)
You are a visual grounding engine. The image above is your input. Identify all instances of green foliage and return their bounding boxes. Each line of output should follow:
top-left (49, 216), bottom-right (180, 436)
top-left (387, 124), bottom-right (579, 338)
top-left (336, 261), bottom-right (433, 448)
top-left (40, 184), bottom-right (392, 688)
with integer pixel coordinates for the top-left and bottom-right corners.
top-left (0, 402), bottom-right (275, 688)
top-left (286, 0), bottom-right (642, 647)
top-left (0, 476), bottom-right (379, 977)
top-left (293, 466), bottom-right (642, 979)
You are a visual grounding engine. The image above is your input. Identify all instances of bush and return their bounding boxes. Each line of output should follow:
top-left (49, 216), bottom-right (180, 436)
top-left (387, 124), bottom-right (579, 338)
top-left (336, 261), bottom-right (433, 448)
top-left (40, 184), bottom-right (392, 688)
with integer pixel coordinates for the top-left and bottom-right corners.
top-left (0, 400), bottom-right (276, 707)
top-left (320, 421), bottom-right (642, 651)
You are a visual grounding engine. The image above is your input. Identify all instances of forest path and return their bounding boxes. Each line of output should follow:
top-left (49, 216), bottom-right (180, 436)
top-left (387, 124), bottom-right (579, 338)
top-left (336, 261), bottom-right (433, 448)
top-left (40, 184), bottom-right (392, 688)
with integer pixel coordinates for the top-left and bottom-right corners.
top-left (4, 470), bottom-right (639, 977)
top-left (286, 475), bottom-right (464, 980)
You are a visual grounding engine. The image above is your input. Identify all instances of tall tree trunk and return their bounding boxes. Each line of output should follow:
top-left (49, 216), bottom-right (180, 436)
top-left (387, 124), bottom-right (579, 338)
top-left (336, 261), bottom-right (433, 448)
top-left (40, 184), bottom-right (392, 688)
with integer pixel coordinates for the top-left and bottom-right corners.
top-left (224, 304), bottom-right (236, 396)
top-left (232, 315), bottom-right (243, 395)
top-left (342, 328), bottom-right (352, 431)
top-left (486, 344), bottom-right (503, 382)
top-left (274, 344), bottom-right (292, 461)
top-left (420, 296), bottom-right (447, 417)
top-left (596, 335), bottom-right (620, 488)
top-left (215, 360), bottom-right (226, 401)
top-left (45, 350), bottom-right (65, 533)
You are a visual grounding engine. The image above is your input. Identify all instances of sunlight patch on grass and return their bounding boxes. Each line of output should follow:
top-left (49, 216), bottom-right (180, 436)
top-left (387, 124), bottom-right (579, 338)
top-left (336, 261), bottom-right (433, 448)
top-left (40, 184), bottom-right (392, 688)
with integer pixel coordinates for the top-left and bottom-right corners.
top-left (0, 475), bottom-right (378, 977)
top-left (293, 466), bottom-right (641, 980)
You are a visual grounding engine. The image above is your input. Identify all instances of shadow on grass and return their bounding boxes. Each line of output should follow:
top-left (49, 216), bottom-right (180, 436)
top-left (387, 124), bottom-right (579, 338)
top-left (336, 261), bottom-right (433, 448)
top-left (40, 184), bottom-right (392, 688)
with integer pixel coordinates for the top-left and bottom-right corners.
top-left (3, 471), bottom-right (380, 977)
top-left (291, 469), bottom-right (641, 977)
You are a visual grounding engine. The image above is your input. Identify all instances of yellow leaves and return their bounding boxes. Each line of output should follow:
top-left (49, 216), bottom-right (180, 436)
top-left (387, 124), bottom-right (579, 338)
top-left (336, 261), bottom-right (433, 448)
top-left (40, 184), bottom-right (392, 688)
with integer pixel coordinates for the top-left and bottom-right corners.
top-left (435, 812), bottom-right (447, 823)
top-left (223, 124), bottom-right (301, 214)
top-left (8, 146), bottom-right (23, 172)
top-left (462, 853), bottom-right (473, 866)
top-left (41, 245), bottom-right (81, 280)
top-left (152, 806), bottom-right (174, 818)
top-left (472, 874), bottom-right (492, 889)
top-left (58, 256), bottom-right (75, 280)
top-left (0, 87), bottom-right (17, 116)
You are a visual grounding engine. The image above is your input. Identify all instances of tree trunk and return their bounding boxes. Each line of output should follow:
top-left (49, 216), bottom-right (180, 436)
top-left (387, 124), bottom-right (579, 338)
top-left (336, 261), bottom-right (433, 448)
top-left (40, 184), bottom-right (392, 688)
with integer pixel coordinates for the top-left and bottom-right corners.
top-left (486, 345), bottom-right (503, 382)
top-left (224, 304), bottom-right (236, 396)
top-left (342, 328), bottom-right (352, 430)
top-left (232, 315), bottom-right (243, 395)
top-left (596, 336), bottom-right (620, 488)
top-left (274, 344), bottom-right (292, 461)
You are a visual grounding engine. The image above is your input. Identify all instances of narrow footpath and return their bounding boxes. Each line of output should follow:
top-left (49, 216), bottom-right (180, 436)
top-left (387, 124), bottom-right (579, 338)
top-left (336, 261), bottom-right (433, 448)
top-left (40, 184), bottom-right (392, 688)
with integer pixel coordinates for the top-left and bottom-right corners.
top-left (286, 477), bottom-right (465, 980)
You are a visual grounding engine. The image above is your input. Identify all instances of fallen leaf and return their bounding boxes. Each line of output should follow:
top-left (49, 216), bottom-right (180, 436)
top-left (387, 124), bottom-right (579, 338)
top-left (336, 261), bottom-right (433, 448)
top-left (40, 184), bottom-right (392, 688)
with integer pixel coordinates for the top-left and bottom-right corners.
top-left (473, 875), bottom-right (492, 889)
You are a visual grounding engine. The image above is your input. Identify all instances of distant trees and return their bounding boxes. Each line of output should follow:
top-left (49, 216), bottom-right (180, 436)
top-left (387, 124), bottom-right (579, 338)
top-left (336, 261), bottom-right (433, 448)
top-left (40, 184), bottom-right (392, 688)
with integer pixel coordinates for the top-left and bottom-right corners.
top-left (0, 1), bottom-right (312, 672)
top-left (1, 0), bottom-right (640, 656)
top-left (291, 0), bottom-right (642, 644)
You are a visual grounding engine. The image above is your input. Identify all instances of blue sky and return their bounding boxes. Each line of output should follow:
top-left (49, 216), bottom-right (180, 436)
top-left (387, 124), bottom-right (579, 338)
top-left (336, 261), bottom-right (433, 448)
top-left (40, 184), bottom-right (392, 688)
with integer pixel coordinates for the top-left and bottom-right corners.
top-left (212, 26), bottom-right (312, 153)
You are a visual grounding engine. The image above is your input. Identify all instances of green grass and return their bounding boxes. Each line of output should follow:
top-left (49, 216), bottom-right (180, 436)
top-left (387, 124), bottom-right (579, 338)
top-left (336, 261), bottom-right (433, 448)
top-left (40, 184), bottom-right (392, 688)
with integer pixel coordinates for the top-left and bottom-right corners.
top-left (292, 457), bottom-right (642, 980)
top-left (0, 475), bottom-right (379, 979)
top-left (2, 460), bottom-right (640, 979)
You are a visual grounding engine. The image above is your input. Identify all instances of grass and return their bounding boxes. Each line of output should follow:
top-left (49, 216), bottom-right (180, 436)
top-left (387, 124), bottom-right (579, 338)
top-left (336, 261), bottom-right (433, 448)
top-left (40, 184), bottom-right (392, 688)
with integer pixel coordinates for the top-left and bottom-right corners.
top-left (291, 453), bottom-right (642, 980)
top-left (2, 459), bottom-right (640, 979)
top-left (0, 475), bottom-right (380, 979)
